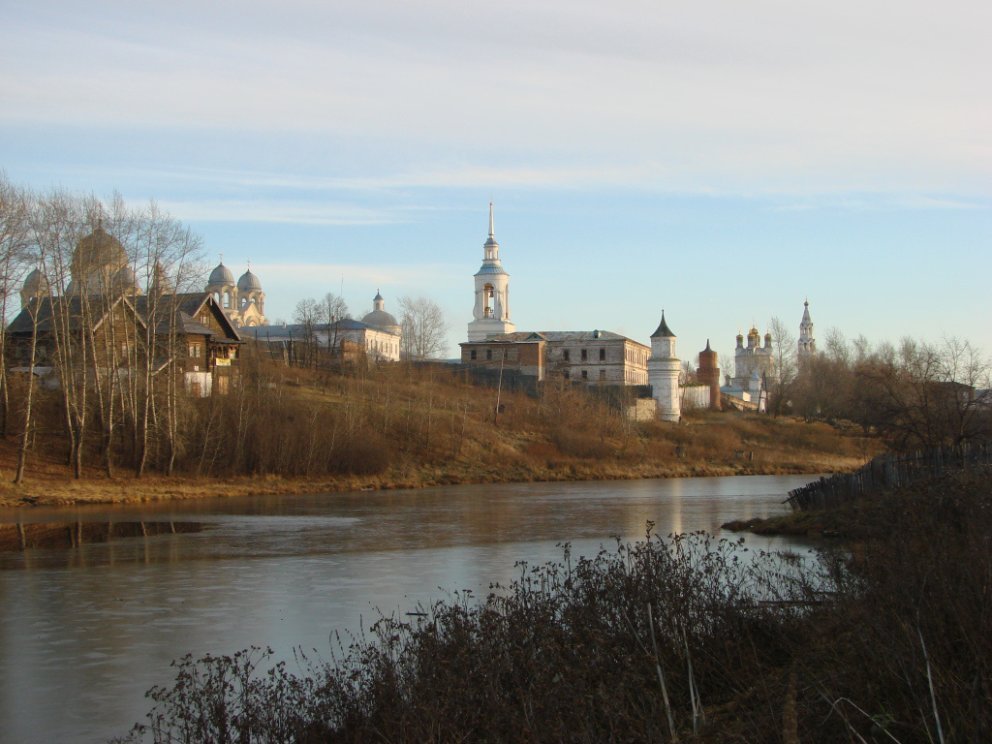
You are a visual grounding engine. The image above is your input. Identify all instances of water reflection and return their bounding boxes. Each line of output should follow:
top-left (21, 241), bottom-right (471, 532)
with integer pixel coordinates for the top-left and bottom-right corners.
top-left (0, 474), bottom-right (816, 743)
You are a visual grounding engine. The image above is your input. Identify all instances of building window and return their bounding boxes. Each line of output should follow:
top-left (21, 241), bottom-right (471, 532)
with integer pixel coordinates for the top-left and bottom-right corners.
top-left (470, 350), bottom-right (477, 360)
top-left (581, 370), bottom-right (588, 380)
top-left (563, 349), bottom-right (570, 361)
top-left (563, 370), bottom-right (570, 379)
top-left (599, 369), bottom-right (606, 380)
top-left (599, 348), bottom-right (605, 361)
top-left (188, 343), bottom-right (201, 359)
top-left (486, 349), bottom-right (493, 360)
top-left (581, 349), bottom-right (587, 361)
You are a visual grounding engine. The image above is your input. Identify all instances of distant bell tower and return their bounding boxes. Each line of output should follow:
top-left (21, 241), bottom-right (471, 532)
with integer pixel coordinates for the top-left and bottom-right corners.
top-left (798, 299), bottom-right (816, 357)
top-left (467, 202), bottom-right (516, 342)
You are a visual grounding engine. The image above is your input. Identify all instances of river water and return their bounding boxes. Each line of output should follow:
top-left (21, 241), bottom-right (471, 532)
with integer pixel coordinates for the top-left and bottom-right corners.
top-left (0, 474), bottom-right (815, 743)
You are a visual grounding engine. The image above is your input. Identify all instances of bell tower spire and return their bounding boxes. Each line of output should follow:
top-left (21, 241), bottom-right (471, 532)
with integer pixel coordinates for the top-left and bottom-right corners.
top-left (468, 202), bottom-right (516, 342)
top-left (798, 299), bottom-right (816, 357)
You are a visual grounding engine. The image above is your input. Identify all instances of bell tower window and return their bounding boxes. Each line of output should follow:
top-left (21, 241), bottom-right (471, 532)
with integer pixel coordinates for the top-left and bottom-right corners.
top-left (483, 283), bottom-right (495, 318)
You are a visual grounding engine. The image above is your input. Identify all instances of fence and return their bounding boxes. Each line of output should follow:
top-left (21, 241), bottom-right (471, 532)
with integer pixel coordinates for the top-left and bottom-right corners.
top-left (785, 441), bottom-right (992, 512)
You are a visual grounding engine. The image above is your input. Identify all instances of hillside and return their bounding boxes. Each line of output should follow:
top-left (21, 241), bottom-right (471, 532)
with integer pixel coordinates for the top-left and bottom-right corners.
top-left (0, 360), bottom-right (875, 508)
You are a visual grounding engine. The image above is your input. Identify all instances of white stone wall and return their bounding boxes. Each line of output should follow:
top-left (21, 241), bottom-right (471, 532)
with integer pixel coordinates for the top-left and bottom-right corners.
top-left (626, 398), bottom-right (658, 422)
top-left (680, 384), bottom-right (710, 410)
top-left (320, 327), bottom-right (401, 361)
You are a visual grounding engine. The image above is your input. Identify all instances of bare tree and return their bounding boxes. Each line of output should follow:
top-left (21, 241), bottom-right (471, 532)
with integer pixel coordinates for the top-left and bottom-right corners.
top-left (0, 172), bottom-right (33, 437)
top-left (768, 316), bottom-right (797, 416)
top-left (294, 298), bottom-right (322, 368)
top-left (398, 296), bottom-right (448, 360)
top-left (322, 291), bottom-right (348, 358)
top-left (847, 336), bottom-right (991, 450)
top-left (130, 200), bottom-right (204, 476)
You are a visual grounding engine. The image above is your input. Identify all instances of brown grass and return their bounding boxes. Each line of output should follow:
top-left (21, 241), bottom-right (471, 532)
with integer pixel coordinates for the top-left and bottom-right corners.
top-left (0, 362), bottom-right (877, 510)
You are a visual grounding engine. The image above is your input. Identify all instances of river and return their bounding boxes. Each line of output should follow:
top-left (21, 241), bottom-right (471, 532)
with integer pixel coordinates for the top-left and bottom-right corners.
top-left (0, 474), bottom-right (816, 743)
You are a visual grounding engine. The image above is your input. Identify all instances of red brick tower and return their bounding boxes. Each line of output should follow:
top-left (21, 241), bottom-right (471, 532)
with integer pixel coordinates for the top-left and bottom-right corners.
top-left (696, 339), bottom-right (721, 410)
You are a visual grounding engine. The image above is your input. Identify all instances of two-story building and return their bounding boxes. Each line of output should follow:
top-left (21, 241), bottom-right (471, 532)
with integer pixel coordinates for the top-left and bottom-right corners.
top-left (460, 330), bottom-right (649, 386)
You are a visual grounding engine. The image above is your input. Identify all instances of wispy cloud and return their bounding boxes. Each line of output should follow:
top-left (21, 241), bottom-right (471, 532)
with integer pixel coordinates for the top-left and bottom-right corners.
top-left (3, 0), bottom-right (989, 198)
top-left (155, 200), bottom-right (399, 225)
top-left (769, 193), bottom-right (989, 214)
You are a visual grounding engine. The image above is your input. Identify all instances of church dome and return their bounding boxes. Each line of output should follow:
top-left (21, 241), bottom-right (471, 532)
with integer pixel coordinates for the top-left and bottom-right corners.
top-left (362, 308), bottom-right (399, 329)
top-left (20, 268), bottom-right (49, 307)
top-left (22, 268), bottom-right (47, 295)
top-left (237, 268), bottom-right (262, 292)
top-left (208, 261), bottom-right (235, 286)
top-left (70, 226), bottom-right (128, 288)
top-left (362, 291), bottom-right (400, 332)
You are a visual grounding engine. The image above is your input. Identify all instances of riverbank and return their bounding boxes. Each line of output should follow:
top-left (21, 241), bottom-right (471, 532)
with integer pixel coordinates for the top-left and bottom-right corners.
top-left (0, 440), bottom-right (865, 509)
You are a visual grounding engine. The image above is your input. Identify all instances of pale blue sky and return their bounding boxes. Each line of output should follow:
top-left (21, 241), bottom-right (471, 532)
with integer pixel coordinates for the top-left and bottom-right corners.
top-left (2, 0), bottom-right (989, 362)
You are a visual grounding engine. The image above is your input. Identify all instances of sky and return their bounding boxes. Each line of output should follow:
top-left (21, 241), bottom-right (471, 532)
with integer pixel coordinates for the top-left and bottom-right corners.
top-left (2, 0), bottom-right (990, 364)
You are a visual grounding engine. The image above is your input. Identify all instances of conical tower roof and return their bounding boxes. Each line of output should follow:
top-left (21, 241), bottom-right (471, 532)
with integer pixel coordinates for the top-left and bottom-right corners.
top-left (651, 311), bottom-right (676, 338)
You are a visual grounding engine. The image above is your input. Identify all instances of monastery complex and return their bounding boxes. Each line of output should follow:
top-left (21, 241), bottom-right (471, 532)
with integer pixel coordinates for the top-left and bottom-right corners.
top-left (459, 204), bottom-right (816, 422)
top-left (8, 205), bottom-right (816, 418)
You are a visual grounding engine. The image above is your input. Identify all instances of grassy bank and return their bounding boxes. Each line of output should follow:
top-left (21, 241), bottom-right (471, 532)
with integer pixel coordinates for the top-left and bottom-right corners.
top-left (117, 465), bottom-right (992, 743)
top-left (1, 362), bottom-right (874, 509)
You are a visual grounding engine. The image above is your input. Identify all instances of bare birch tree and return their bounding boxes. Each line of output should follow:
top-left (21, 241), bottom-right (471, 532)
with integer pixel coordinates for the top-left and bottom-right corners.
top-left (399, 296), bottom-right (448, 361)
top-left (768, 316), bottom-right (797, 416)
top-left (0, 173), bottom-right (33, 437)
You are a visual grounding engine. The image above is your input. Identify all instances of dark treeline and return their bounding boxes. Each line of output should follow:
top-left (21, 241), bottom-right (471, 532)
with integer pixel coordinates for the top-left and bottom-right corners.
top-left (117, 465), bottom-right (992, 743)
top-left (768, 327), bottom-right (990, 452)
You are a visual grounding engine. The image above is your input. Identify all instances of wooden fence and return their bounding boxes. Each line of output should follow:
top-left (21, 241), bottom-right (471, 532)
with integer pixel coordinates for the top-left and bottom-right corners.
top-left (785, 441), bottom-right (992, 512)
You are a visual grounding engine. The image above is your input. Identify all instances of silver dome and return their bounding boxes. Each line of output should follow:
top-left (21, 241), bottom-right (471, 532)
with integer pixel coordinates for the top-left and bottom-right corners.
top-left (237, 269), bottom-right (262, 292)
top-left (208, 262), bottom-right (235, 286)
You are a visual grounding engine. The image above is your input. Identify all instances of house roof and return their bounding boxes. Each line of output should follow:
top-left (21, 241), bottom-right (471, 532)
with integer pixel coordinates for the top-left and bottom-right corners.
top-left (462, 329), bottom-right (645, 346)
top-left (8, 291), bottom-right (241, 345)
top-left (7, 294), bottom-right (144, 335)
top-left (239, 317), bottom-right (399, 343)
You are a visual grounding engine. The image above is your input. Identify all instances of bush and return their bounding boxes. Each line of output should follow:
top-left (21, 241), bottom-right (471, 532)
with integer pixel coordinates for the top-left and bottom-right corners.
top-left (120, 470), bottom-right (992, 742)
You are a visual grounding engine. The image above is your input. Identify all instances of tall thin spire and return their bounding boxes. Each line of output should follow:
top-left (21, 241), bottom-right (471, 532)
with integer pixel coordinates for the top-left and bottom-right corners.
top-left (488, 201), bottom-right (495, 238)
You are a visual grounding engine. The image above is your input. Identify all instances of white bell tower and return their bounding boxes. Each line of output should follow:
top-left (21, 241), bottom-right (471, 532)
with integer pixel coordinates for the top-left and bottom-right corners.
top-left (467, 202), bottom-right (516, 342)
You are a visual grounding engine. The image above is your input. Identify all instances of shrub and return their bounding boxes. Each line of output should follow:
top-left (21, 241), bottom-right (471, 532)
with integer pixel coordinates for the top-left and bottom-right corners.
top-left (120, 470), bottom-right (992, 742)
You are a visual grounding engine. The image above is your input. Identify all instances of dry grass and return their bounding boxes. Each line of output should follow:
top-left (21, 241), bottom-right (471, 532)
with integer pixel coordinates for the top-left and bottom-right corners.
top-left (1, 362), bottom-right (874, 509)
